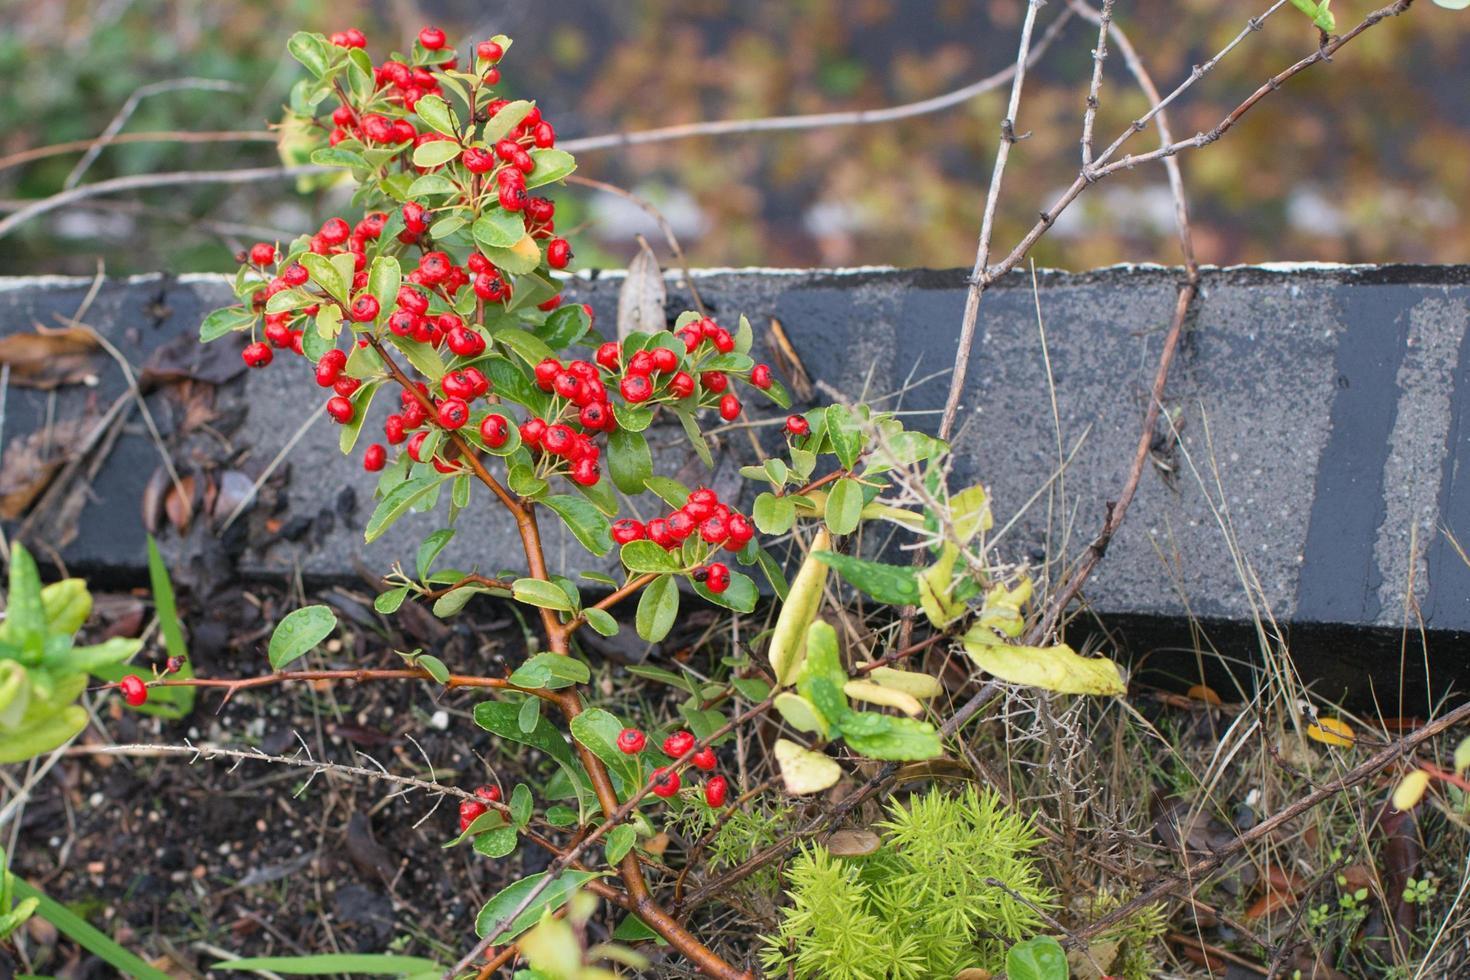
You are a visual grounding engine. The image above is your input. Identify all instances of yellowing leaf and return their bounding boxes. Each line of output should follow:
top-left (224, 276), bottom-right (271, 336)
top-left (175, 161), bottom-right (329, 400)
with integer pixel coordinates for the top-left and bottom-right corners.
top-left (918, 543), bottom-right (963, 628)
top-left (769, 530), bottom-right (830, 686)
top-left (1186, 684), bottom-right (1222, 706)
top-left (865, 666), bottom-right (943, 700)
top-left (774, 738), bottom-right (841, 795)
top-left (774, 692), bottom-right (829, 736)
top-left (950, 484), bottom-right (992, 544)
top-left (1392, 769), bottom-right (1432, 812)
top-left (978, 576), bottom-right (1032, 638)
top-left (1455, 736), bottom-right (1470, 776)
top-left (1307, 716), bottom-right (1356, 747)
top-left (962, 630), bottom-right (1125, 696)
top-left (858, 502), bottom-right (925, 529)
top-left (843, 680), bottom-right (922, 717)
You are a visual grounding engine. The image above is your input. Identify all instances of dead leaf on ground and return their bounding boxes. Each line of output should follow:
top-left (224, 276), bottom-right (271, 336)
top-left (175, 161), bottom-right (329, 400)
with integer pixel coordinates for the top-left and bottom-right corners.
top-left (143, 332), bottom-right (247, 386)
top-left (767, 316), bottom-right (813, 401)
top-left (617, 237), bottom-right (665, 340)
top-left (0, 416), bottom-right (93, 519)
top-left (163, 472), bottom-right (197, 532)
top-left (0, 326), bottom-right (100, 388)
top-left (825, 829), bottom-right (880, 856)
top-left (1265, 865), bottom-right (1309, 895)
top-left (1245, 889), bottom-right (1297, 918)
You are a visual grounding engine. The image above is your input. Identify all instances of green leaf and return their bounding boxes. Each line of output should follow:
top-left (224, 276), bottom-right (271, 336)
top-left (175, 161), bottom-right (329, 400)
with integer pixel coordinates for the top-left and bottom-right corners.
top-left (416, 655), bottom-right (451, 684)
top-left (287, 32), bottom-right (331, 78)
top-left (692, 570), bottom-right (758, 613)
top-left (620, 540), bottom-right (680, 574)
top-left (412, 139), bottom-right (462, 169)
top-left (542, 495), bottom-right (612, 556)
top-left (338, 380), bottom-right (380, 454)
top-left (406, 173), bottom-right (459, 197)
top-left (365, 474), bottom-right (451, 542)
top-left (475, 870), bottom-right (604, 943)
top-left (494, 326), bottom-right (557, 367)
top-left (537, 304), bottom-right (590, 348)
top-left (510, 783), bottom-right (534, 827)
top-left (605, 824), bottom-right (636, 865)
top-left (473, 825), bottom-right (519, 859)
top-left (387, 333), bottom-right (446, 383)
top-left (473, 209), bottom-right (526, 249)
top-left (644, 476), bottom-right (691, 509)
top-left (813, 551), bottom-right (919, 605)
top-left (213, 954), bottom-right (444, 976)
top-left (416, 528), bottom-right (456, 581)
top-left (432, 585), bottom-right (487, 618)
top-left (1006, 936), bottom-right (1070, 980)
top-left (674, 408), bottom-right (714, 468)
top-left (825, 405), bottom-right (865, 469)
top-left (299, 252), bottom-right (347, 305)
top-left (481, 100), bottom-right (536, 144)
top-left (268, 605), bottom-right (337, 670)
top-left (480, 235), bottom-right (543, 275)
top-left (512, 578), bottom-right (574, 612)
top-left (475, 701), bottom-right (595, 816)
top-left (199, 306), bottom-right (255, 342)
top-left (569, 708), bottom-right (641, 795)
top-left (525, 148), bottom-right (577, 189)
top-left (414, 94), bottom-right (458, 136)
top-left (517, 695), bottom-right (541, 734)
top-left (11, 879), bottom-right (166, 978)
top-left (635, 575), bottom-right (679, 643)
top-left (374, 587), bottom-right (410, 615)
top-left (752, 492), bottom-right (796, 535)
top-left (824, 478), bottom-right (864, 535)
top-left (509, 652), bottom-right (590, 689)
top-left (310, 146), bottom-right (367, 169)
top-left (839, 713), bottom-right (943, 760)
top-left (2, 544), bottom-right (45, 653)
top-left (1289, 0), bottom-right (1337, 32)
top-left (584, 607), bottom-right (619, 636)
top-left (368, 255), bottom-right (401, 312)
top-left (606, 428), bottom-right (653, 495)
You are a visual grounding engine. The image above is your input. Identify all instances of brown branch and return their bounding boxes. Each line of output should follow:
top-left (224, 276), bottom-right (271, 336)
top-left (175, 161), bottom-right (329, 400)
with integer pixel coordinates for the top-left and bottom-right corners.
top-left (0, 130), bottom-right (277, 173)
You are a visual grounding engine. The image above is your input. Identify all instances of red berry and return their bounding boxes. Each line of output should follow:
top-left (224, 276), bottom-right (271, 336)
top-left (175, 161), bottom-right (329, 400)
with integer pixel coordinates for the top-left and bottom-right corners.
top-left (750, 364), bottom-right (773, 389)
top-left (326, 396), bottom-right (355, 424)
top-left (534, 358), bottom-right (562, 391)
top-left (537, 296), bottom-right (562, 312)
top-left (553, 372), bottom-right (583, 401)
top-left (700, 516), bottom-right (729, 544)
top-left (570, 457), bottom-right (600, 486)
top-left (578, 402), bottom-right (609, 430)
top-left (282, 263), bottom-right (309, 286)
top-left (242, 342), bottom-right (273, 368)
top-left (407, 430), bottom-right (430, 463)
top-left (662, 730), bottom-right (696, 758)
top-left (692, 747), bottom-right (717, 771)
top-left (363, 443), bottom-right (387, 471)
top-left (726, 514), bottom-right (755, 549)
top-left (611, 519), bottom-right (645, 545)
top-left (701, 371), bottom-right (728, 393)
top-left (542, 424), bottom-right (574, 456)
top-left (617, 728), bottom-right (646, 754)
top-left (627, 350), bottom-right (655, 377)
top-left (385, 414), bottom-right (407, 444)
top-left (669, 371), bottom-right (695, 399)
top-left (686, 488), bottom-right (718, 518)
top-left (533, 121), bottom-right (556, 148)
top-left (594, 342), bottom-right (621, 372)
top-left (462, 146), bottom-right (496, 173)
top-left (441, 370), bottom-right (475, 399)
top-left (319, 217), bottom-right (350, 244)
top-left (705, 775), bottom-right (728, 807)
top-left (459, 799), bottom-right (488, 832)
top-left (249, 242), bottom-right (276, 265)
top-left (620, 374), bottom-right (652, 403)
top-left (651, 346), bottom-right (678, 374)
top-left (498, 183), bottom-right (528, 211)
top-left (719, 393), bottom-right (741, 421)
top-left (334, 376), bottom-right (361, 398)
top-left (785, 415), bottom-right (810, 436)
top-left (520, 417), bottom-right (547, 448)
top-left (418, 25), bottom-right (446, 49)
top-left (646, 518), bottom-right (675, 549)
top-left (650, 767), bottom-right (681, 798)
top-left (315, 349), bottom-right (347, 387)
top-left (477, 40), bottom-right (503, 62)
top-left (479, 413), bottom-right (510, 448)
top-left (705, 563), bottom-right (731, 594)
top-left (118, 674), bottom-right (148, 707)
top-left (446, 326), bottom-right (486, 357)
top-left (474, 784), bottom-right (502, 803)
top-left (666, 510), bottom-right (696, 541)
top-left (546, 238), bottom-right (572, 269)
top-left (711, 328), bottom-right (735, 354)
top-left (437, 398), bottom-right (470, 429)
top-left (350, 294), bottom-right (380, 322)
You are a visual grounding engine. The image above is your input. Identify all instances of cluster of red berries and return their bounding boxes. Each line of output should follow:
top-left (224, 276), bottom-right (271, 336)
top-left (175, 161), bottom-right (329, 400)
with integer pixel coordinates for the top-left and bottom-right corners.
top-left (615, 727), bottom-right (728, 807)
top-left (456, 783), bottom-right (503, 832)
top-left (611, 487), bottom-right (752, 591)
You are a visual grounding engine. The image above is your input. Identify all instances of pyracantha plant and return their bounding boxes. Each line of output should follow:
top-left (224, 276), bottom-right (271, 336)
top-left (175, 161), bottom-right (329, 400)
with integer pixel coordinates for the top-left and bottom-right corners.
top-left (187, 23), bottom-right (1126, 978)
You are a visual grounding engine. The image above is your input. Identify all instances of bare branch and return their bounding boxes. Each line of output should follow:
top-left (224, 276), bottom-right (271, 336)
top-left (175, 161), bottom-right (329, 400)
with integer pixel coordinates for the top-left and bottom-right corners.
top-left (65, 78), bottom-right (244, 189)
top-left (1080, 0), bottom-right (1116, 167)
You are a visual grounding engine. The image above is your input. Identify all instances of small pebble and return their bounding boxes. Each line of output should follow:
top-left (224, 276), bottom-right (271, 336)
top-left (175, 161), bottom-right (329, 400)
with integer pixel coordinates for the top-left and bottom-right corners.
top-left (430, 710), bottom-right (449, 730)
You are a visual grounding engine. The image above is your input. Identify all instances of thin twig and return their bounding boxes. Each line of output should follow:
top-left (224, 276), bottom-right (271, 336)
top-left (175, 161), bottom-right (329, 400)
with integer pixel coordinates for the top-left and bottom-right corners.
top-left (0, 130), bottom-right (278, 174)
top-left (1079, 0), bottom-right (1115, 167)
top-left (568, 174), bottom-right (707, 317)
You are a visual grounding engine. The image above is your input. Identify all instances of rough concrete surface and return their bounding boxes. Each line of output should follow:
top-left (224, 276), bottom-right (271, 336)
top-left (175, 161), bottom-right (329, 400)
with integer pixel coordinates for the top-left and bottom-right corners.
top-left (3, 265), bottom-right (1469, 699)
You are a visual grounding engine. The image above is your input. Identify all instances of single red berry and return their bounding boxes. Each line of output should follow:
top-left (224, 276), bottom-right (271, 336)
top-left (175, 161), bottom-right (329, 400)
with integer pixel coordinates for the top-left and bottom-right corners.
top-left (165, 655), bottom-right (186, 674)
top-left (686, 488), bottom-right (719, 518)
top-left (437, 398), bottom-right (470, 429)
top-left (459, 798), bottom-right (488, 832)
top-left (692, 747), bottom-right (717, 772)
top-left (678, 327), bottom-right (701, 353)
top-left (546, 238), bottom-right (572, 269)
top-left (398, 284), bottom-right (429, 315)
top-left (611, 519), bottom-right (645, 545)
top-left (537, 296), bottom-right (562, 312)
top-left (627, 350), bottom-right (655, 377)
top-left (533, 121), bottom-right (556, 148)
top-left (719, 393), bottom-right (742, 421)
top-left (534, 358), bottom-right (562, 391)
top-left (361, 443), bottom-right (386, 471)
top-left (666, 510), bottom-right (696, 541)
top-left (477, 40), bottom-right (503, 62)
top-left (462, 146), bottom-right (496, 173)
top-left (326, 396), bottom-right (355, 424)
top-left (498, 183), bottom-right (528, 212)
top-left (570, 457), bottom-right (600, 486)
top-left (705, 775), bottom-right (728, 807)
top-left (646, 518), bottom-right (675, 549)
top-left (662, 730), bottom-right (696, 758)
top-left (474, 784), bottom-right (502, 803)
top-left (578, 402), bottom-right (608, 430)
top-left (617, 728), bottom-right (646, 754)
top-left (520, 417), bottom-right (547, 448)
top-left (315, 349), bottom-right (347, 387)
top-left (385, 414), bottom-right (407, 444)
top-left (249, 242), bottom-right (276, 265)
top-left (726, 514), bottom-right (755, 549)
top-left (651, 346), bottom-right (678, 374)
top-left (700, 516), bottom-right (729, 544)
top-left (750, 364), bottom-right (773, 389)
top-left (320, 217), bottom-right (351, 244)
top-left (620, 374), bottom-right (652, 403)
top-left (650, 767), bottom-right (681, 799)
top-left (701, 371), bottom-right (728, 393)
top-left (553, 372), bottom-right (583, 402)
top-left (418, 25), bottom-right (446, 49)
top-left (350, 294), bottom-right (380, 322)
top-left (711, 328), bottom-right (735, 354)
top-left (669, 371), bottom-right (695, 399)
top-left (542, 424), bottom-right (574, 456)
top-left (242, 342), bottom-right (273, 368)
top-left (463, 367), bottom-right (491, 397)
top-left (785, 415), bottom-right (810, 436)
top-left (118, 674), bottom-right (148, 707)
top-left (441, 370), bottom-right (475, 400)
top-left (282, 263), bottom-right (309, 287)
top-left (705, 563), bottom-right (731, 594)
top-left (407, 430), bottom-right (430, 463)
top-left (595, 341), bottom-right (621, 371)
top-left (479, 413), bottom-right (510, 448)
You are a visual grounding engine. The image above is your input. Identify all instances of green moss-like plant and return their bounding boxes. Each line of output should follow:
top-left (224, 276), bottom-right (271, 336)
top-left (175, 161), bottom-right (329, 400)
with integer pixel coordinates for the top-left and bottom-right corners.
top-left (761, 786), bottom-right (1054, 979)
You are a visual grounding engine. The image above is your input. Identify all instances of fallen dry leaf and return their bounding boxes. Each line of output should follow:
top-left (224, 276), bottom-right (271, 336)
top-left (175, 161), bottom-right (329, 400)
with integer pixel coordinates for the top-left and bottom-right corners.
top-left (0, 416), bottom-right (93, 519)
top-left (617, 237), bottom-right (665, 340)
top-left (1245, 889), bottom-right (1297, 918)
top-left (825, 830), bottom-right (880, 857)
top-left (1265, 865), bottom-right (1309, 895)
top-left (163, 472), bottom-right (197, 532)
top-left (0, 326), bottom-right (100, 389)
top-left (767, 316), bottom-right (813, 401)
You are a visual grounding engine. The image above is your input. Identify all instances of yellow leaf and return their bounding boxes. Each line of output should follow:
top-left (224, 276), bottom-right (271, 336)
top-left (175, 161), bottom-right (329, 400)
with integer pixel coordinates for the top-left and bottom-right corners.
top-left (919, 543), bottom-right (963, 628)
top-left (962, 630), bottom-right (1125, 696)
top-left (768, 530), bottom-right (830, 686)
top-left (1307, 716), bottom-right (1356, 747)
top-left (773, 692), bottom-right (829, 736)
top-left (1392, 769), bottom-right (1432, 812)
top-left (950, 484), bottom-right (992, 544)
top-left (1455, 736), bottom-right (1470, 776)
top-left (774, 738), bottom-right (841, 795)
top-left (843, 680), bottom-right (923, 717)
top-left (978, 576), bottom-right (1032, 638)
top-left (859, 502), bottom-right (925, 528)
top-left (864, 666), bottom-right (943, 700)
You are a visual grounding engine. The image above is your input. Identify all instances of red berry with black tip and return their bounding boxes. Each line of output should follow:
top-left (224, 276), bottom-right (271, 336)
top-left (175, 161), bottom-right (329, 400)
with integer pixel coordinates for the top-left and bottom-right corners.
top-left (447, 326), bottom-right (486, 358)
top-left (662, 730), bottom-right (696, 758)
top-left (474, 784), bottom-right (501, 803)
top-left (349, 294), bottom-right (379, 322)
top-left (785, 415), bottom-right (810, 436)
top-left (363, 444), bottom-right (387, 471)
top-left (547, 238), bottom-right (572, 269)
top-left (700, 516), bottom-right (729, 544)
top-left (418, 25), bottom-right (446, 49)
top-left (578, 401), bottom-right (608, 430)
top-left (650, 767), bottom-right (681, 798)
top-left (705, 562), bottom-right (731, 594)
top-left (704, 775), bottom-right (728, 807)
top-left (315, 349), bottom-right (347, 387)
top-left (479, 413), bottom-right (509, 448)
top-left (534, 358), bottom-right (562, 391)
top-left (750, 364), bottom-right (773, 390)
top-left (119, 674), bottom-right (148, 707)
top-left (646, 518), bottom-right (674, 549)
top-left (437, 398), bottom-right (470, 430)
top-left (462, 146), bottom-right (495, 173)
top-left (520, 417), bottom-right (547, 448)
top-left (542, 424), bottom-right (574, 456)
top-left (620, 374), bottom-right (652, 403)
top-left (326, 396), bottom-right (355, 424)
top-left (692, 747), bottom-right (717, 772)
top-left (242, 342), bottom-right (273, 368)
top-left (726, 514), bottom-right (755, 549)
top-left (617, 728), bottom-right (646, 754)
top-left (570, 457), bottom-right (600, 486)
top-left (666, 510), bottom-right (696, 541)
top-left (611, 519), bottom-right (645, 545)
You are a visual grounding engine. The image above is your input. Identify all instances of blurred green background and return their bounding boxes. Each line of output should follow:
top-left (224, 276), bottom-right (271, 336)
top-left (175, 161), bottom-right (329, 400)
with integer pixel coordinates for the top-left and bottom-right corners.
top-left (1, 0), bottom-right (1465, 277)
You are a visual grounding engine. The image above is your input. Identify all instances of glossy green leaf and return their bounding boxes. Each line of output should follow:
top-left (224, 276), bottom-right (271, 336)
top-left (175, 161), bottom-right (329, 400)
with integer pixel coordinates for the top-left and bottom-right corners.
top-left (605, 824), bottom-right (636, 865)
top-left (412, 139), bottom-right (461, 169)
top-left (512, 578), bottom-right (573, 612)
top-left (584, 607), bottom-right (619, 637)
top-left (635, 575), bottom-right (679, 643)
top-left (509, 652), bottom-right (590, 689)
top-left (607, 428), bottom-right (652, 495)
top-left (620, 541), bottom-right (680, 574)
top-left (475, 870), bottom-right (604, 943)
top-left (268, 605), bottom-right (337, 670)
top-left (692, 569), bottom-right (758, 613)
top-left (365, 473), bottom-right (451, 542)
top-left (199, 306), bottom-right (255, 342)
top-left (475, 701), bottom-right (594, 816)
top-left (1006, 936), bottom-right (1069, 980)
top-left (824, 478), bottom-right (864, 535)
top-left (542, 495), bottom-right (612, 556)
top-left (525, 148), bottom-right (576, 188)
top-left (813, 551), bottom-right (919, 605)
top-left (472, 209), bottom-right (525, 249)
top-left (569, 708), bottom-right (640, 795)
top-left (413, 94), bottom-right (458, 136)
